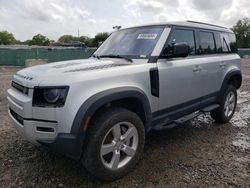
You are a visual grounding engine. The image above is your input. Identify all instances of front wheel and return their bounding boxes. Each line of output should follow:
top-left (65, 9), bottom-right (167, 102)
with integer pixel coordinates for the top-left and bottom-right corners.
top-left (210, 85), bottom-right (237, 123)
top-left (82, 107), bottom-right (145, 181)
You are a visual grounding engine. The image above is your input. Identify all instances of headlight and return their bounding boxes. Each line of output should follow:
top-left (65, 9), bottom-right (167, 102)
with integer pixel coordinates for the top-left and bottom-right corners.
top-left (33, 86), bottom-right (69, 107)
top-left (43, 88), bottom-right (60, 103)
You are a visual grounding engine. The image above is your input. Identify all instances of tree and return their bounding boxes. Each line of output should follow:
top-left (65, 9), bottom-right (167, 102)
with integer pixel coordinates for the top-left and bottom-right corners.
top-left (58, 35), bottom-right (90, 44)
top-left (29, 34), bottom-right (50, 46)
top-left (57, 32), bottom-right (109, 47)
top-left (23, 40), bottom-right (31, 45)
top-left (58, 35), bottom-right (76, 43)
top-left (0, 31), bottom-right (16, 45)
top-left (92, 32), bottom-right (109, 47)
top-left (78, 36), bottom-right (91, 44)
top-left (84, 38), bottom-right (94, 47)
top-left (232, 18), bottom-right (250, 48)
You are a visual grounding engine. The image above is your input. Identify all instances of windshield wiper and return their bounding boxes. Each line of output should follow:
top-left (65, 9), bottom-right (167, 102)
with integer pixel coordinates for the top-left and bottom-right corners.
top-left (92, 54), bottom-right (100, 59)
top-left (99, 54), bottom-right (133, 62)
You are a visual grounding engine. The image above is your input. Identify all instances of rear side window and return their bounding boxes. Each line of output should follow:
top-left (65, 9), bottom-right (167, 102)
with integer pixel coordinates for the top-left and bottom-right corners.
top-left (214, 33), bottom-right (223, 53)
top-left (198, 31), bottom-right (216, 54)
top-left (228, 33), bottom-right (237, 53)
top-left (163, 29), bottom-right (196, 56)
top-left (221, 33), bottom-right (231, 52)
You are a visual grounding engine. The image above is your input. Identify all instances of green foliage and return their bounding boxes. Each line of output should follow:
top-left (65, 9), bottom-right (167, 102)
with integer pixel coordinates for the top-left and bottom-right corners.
top-left (23, 40), bottom-right (31, 45)
top-left (58, 35), bottom-right (92, 45)
top-left (0, 31), bottom-right (16, 45)
top-left (92, 32), bottom-right (109, 47)
top-left (29, 34), bottom-right (50, 46)
top-left (78, 36), bottom-right (91, 43)
top-left (232, 18), bottom-right (250, 48)
top-left (58, 35), bottom-right (76, 43)
top-left (57, 32), bottom-right (109, 47)
top-left (84, 38), bottom-right (95, 47)
top-left (0, 29), bottom-right (109, 47)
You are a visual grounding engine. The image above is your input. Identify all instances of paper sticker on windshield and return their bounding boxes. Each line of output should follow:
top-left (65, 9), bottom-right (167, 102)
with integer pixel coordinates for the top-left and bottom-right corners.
top-left (137, 33), bottom-right (157, 40)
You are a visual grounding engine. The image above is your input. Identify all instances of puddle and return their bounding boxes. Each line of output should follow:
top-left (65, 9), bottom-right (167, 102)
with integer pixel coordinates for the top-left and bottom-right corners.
top-left (190, 114), bottom-right (213, 128)
top-left (237, 90), bottom-right (250, 104)
top-left (237, 98), bottom-right (248, 104)
top-left (235, 156), bottom-right (250, 163)
top-left (232, 90), bottom-right (250, 151)
top-left (238, 91), bottom-right (250, 99)
top-left (231, 90), bottom-right (250, 128)
top-left (232, 103), bottom-right (250, 127)
top-left (232, 133), bottom-right (250, 150)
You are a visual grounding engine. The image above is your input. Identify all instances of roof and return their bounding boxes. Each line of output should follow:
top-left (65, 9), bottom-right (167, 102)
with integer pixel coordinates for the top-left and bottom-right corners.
top-left (122, 21), bottom-right (233, 33)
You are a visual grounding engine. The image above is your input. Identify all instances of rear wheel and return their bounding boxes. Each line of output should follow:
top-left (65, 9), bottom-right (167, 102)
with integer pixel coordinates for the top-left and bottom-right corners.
top-left (210, 85), bottom-right (237, 123)
top-left (82, 107), bottom-right (145, 181)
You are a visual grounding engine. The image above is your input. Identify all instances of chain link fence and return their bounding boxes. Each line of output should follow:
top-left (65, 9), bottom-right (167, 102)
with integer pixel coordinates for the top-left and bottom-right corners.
top-left (0, 47), bottom-right (96, 66)
top-left (238, 48), bottom-right (250, 58)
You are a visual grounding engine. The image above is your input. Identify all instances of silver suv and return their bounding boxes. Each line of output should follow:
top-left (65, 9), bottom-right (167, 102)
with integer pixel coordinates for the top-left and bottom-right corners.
top-left (7, 21), bottom-right (242, 181)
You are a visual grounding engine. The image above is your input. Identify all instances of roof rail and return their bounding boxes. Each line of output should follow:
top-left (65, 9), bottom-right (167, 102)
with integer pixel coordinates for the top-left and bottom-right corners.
top-left (186, 20), bottom-right (228, 29)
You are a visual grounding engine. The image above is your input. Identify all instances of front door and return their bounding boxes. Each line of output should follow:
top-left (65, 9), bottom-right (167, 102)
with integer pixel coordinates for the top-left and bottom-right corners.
top-left (157, 58), bottom-right (203, 111)
top-left (157, 28), bottom-right (203, 115)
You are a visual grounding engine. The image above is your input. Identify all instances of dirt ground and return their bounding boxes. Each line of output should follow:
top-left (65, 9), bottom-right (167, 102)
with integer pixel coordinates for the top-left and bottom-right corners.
top-left (0, 60), bottom-right (250, 188)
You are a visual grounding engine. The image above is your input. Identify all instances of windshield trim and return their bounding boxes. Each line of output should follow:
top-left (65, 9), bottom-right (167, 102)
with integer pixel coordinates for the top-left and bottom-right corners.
top-left (114, 24), bottom-right (168, 33)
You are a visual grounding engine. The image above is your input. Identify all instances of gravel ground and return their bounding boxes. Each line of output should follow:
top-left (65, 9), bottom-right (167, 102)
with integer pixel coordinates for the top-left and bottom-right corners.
top-left (0, 60), bottom-right (250, 188)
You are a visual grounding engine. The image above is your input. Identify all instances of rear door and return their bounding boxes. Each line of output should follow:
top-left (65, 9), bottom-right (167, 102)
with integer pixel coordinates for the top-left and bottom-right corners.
top-left (196, 30), bottom-right (222, 99)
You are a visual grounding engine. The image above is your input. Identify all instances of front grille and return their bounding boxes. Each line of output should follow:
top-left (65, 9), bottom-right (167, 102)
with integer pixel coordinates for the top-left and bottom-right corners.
top-left (10, 108), bottom-right (24, 125)
top-left (11, 81), bottom-right (29, 95)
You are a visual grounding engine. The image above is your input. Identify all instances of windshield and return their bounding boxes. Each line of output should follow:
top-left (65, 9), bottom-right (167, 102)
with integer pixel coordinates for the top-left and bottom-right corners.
top-left (94, 26), bottom-right (165, 59)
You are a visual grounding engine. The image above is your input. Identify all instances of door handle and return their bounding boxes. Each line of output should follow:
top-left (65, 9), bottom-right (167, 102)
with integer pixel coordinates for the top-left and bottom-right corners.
top-left (193, 66), bottom-right (202, 72)
top-left (220, 62), bottom-right (226, 68)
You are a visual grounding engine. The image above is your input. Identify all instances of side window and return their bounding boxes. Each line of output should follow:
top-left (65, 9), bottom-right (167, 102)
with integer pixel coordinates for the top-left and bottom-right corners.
top-left (228, 33), bottom-right (237, 53)
top-left (214, 33), bottom-right (223, 53)
top-left (163, 29), bottom-right (196, 56)
top-left (221, 33), bottom-right (231, 52)
top-left (198, 31), bottom-right (216, 54)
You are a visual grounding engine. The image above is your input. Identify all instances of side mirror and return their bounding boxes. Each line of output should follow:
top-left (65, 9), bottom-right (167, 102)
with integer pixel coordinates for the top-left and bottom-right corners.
top-left (172, 42), bottom-right (189, 57)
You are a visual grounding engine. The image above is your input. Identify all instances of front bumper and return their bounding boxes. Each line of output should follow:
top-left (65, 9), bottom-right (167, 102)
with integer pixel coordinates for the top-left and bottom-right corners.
top-left (7, 88), bottom-right (58, 144)
top-left (7, 88), bottom-right (83, 159)
top-left (8, 108), bottom-right (58, 145)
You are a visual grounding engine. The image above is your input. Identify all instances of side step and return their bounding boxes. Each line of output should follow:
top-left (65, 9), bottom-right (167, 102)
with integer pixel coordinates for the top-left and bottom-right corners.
top-left (200, 104), bottom-right (220, 112)
top-left (174, 104), bottom-right (220, 124)
top-left (153, 122), bottom-right (177, 131)
top-left (152, 104), bottom-right (220, 130)
top-left (174, 111), bottom-right (201, 124)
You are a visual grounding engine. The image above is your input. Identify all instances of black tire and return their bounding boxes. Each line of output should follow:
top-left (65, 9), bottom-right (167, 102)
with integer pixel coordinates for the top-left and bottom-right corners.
top-left (210, 85), bottom-right (237, 123)
top-left (82, 107), bottom-right (145, 181)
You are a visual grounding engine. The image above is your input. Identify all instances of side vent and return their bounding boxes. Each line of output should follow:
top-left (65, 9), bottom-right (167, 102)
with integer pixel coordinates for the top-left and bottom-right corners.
top-left (150, 68), bottom-right (159, 97)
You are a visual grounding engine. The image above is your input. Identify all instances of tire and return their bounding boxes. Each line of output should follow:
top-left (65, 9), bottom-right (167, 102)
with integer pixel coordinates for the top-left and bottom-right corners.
top-left (210, 85), bottom-right (237, 123)
top-left (82, 107), bottom-right (145, 181)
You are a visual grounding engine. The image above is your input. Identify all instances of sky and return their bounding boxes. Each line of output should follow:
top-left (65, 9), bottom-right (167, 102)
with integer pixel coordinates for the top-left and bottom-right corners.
top-left (0, 0), bottom-right (249, 41)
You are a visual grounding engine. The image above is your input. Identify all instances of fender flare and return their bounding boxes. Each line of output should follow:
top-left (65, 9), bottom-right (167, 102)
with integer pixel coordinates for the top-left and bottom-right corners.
top-left (70, 87), bottom-right (152, 135)
top-left (219, 69), bottom-right (242, 96)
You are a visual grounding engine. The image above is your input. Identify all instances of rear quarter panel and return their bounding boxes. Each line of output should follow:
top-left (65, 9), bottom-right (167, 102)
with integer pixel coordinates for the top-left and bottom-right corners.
top-left (221, 54), bottom-right (241, 87)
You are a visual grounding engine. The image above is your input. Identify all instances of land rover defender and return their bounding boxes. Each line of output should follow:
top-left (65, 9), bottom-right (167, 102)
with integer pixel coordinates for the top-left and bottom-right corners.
top-left (7, 21), bottom-right (242, 180)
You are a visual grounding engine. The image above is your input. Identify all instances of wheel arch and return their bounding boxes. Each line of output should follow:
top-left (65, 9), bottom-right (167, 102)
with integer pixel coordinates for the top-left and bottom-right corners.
top-left (70, 87), bottom-right (152, 136)
top-left (220, 69), bottom-right (242, 95)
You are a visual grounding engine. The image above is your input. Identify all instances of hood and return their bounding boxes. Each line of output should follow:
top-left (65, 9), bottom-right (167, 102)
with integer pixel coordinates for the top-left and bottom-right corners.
top-left (13, 58), bottom-right (131, 87)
